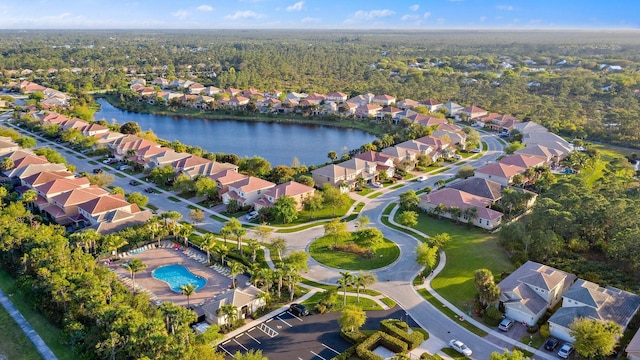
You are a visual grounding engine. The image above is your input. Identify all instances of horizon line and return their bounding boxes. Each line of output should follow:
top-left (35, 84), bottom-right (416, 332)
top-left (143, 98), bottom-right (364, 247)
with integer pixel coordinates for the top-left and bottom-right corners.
top-left (0, 27), bottom-right (638, 32)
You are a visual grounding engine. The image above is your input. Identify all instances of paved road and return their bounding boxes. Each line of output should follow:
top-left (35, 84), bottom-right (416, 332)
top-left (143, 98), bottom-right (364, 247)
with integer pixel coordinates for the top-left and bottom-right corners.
top-left (5, 118), bottom-right (557, 359)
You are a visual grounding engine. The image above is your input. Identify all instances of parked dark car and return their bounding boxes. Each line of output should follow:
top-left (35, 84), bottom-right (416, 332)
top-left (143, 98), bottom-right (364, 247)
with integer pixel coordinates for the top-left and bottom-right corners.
top-left (144, 187), bottom-right (156, 194)
top-left (544, 337), bottom-right (559, 351)
top-left (129, 180), bottom-right (141, 186)
top-left (289, 303), bottom-right (309, 316)
top-left (93, 168), bottom-right (103, 174)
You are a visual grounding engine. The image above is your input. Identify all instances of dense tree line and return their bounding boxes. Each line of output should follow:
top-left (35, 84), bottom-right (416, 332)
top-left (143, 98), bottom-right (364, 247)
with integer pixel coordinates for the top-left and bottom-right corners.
top-left (1, 30), bottom-right (640, 147)
top-left (499, 151), bottom-right (640, 290)
top-left (0, 191), bottom-right (224, 359)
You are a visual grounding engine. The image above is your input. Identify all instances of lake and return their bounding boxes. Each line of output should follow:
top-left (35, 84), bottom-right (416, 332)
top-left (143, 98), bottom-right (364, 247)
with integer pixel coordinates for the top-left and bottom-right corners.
top-left (93, 99), bottom-right (377, 167)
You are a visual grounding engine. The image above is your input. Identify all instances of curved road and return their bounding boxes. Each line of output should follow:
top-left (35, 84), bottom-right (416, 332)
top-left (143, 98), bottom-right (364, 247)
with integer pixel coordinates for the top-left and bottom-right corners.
top-left (6, 118), bottom-right (553, 359)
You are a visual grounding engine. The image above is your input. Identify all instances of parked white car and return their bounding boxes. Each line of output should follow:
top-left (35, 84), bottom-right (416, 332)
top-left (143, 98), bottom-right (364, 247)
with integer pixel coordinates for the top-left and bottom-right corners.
top-left (371, 182), bottom-right (383, 188)
top-left (417, 175), bottom-right (428, 182)
top-left (245, 211), bottom-right (259, 221)
top-left (449, 339), bottom-right (472, 356)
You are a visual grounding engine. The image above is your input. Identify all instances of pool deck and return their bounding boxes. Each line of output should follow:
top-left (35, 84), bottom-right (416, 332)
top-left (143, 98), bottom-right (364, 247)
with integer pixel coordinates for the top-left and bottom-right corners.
top-left (111, 244), bottom-right (250, 308)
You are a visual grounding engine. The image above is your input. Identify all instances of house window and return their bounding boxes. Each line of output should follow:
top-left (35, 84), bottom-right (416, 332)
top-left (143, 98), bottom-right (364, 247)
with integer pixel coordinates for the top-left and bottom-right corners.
top-left (486, 220), bottom-right (489, 225)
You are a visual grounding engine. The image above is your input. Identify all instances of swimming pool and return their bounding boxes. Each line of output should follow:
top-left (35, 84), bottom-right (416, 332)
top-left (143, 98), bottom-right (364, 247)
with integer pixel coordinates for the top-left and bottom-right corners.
top-left (152, 264), bottom-right (207, 292)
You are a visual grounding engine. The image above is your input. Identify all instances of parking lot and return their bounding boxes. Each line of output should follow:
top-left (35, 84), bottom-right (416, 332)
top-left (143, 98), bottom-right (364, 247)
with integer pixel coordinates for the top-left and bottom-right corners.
top-left (219, 307), bottom-right (413, 360)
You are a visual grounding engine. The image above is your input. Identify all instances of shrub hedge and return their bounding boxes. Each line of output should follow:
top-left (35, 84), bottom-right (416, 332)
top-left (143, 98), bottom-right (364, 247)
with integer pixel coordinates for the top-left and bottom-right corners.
top-left (356, 331), bottom-right (408, 360)
top-left (380, 319), bottom-right (424, 350)
top-left (340, 329), bottom-right (368, 344)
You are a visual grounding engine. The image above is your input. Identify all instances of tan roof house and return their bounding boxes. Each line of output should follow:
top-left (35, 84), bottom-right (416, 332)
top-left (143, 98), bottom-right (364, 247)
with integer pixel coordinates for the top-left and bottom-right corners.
top-left (147, 150), bottom-right (191, 169)
top-left (326, 92), bottom-right (348, 103)
top-left (311, 164), bottom-right (358, 189)
top-left (221, 176), bottom-right (276, 207)
top-left (21, 170), bottom-right (75, 188)
top-left (202, 286), bottom-right (265, 326)
top-left (475, 162), bottom-right (526, 186)
top-left (372, 94), bottom-right (396, 106)
top-left (354, 151), bottom-right (395, 178)
top-left (396, 98), bottom-right (419, 110)
top-left (498, 261), bottom-right (576, 325)
top-left (499, 154), bottom-right (547, 169)
top-left (419, 99), bottom-right (443, 112)
top-left (419, 187), bottom-right (503, 230)
top-left (254, 181), bottom-right (315, 211)
top-left (355, 104), bottom-right (382, 118)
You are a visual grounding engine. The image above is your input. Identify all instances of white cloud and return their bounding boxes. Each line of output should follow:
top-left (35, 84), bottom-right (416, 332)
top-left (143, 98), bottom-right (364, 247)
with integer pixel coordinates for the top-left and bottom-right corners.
top-left (301, 17), bottom-right (321, 24)
top-left (225, 10), bottom-right (263, 20)
top-left (286, 1), bottom-right (304, 12)
top-left (172, 9), bottom-right (189, 19)
top-left (401, 15), bottom-right (418, 21)
top-left (345, 9), bottom-right (395, 23)
top-left (496, 5), bottom-right (513, 11)
top-left (423, 12), bottom-right (431, 19)
top-left (196, 5), bottom-right (213, 12)
top-left (409, 4), bottom-right (419, 11)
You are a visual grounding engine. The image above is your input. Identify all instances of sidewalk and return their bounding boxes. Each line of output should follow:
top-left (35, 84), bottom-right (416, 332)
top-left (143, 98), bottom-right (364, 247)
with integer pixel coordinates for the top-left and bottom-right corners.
top-left (0, 288), bottom-right (58, 360)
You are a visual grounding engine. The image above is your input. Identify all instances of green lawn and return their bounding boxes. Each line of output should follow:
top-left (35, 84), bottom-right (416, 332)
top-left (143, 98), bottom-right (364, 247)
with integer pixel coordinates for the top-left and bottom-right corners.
top-left (0, 305), bottom-right (42, 360)
top-left (270, 199), bottom-right (355, 228)
top-left (302, 291), bottom-right (383, 312)
top-left (407, 213), bottom-right (514, 311)
top-left (356, 188), bottom-right (374, 196)
top-left (275, 221), bottom-right (328, 233)
top-left (353, 202), bottom-right (365, 213)
top-left (167, 196), bottom-right (181, 202)
top-left (309, 235), bottom-right (400, 271)
top-left (0, 270), bottom-right (74, 360)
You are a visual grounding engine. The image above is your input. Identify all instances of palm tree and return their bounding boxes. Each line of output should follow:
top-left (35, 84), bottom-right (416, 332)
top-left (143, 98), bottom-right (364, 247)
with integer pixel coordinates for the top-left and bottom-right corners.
top-left (180, 283), bottom-right (197, 308)
top-left (256, 291), bottom-right (271, 311)
top-left (214, 243), bottom-right (229, 266)
top-left (337, 271), bottom-right (353, 306)
top-left (105, 234), bottom-right (128, 256)
top-left (354, 272), bottom-right (377, 303)
top-left (200, 233), bottom-right (217, 264)
top-left (270, 237), bottom-right (287, 261)
top-left (229, 261), bottom-right (244, 289)
top-left (176, 223), bottom-right (193, 247)
top-left (247, 239), bottom-right (261, 262)
top-left (123, 258), bottom-right (146, 293)
top-left (218, 304), bottom-right (238, 329)
top-left (284, 264), bottom-right (301, 302)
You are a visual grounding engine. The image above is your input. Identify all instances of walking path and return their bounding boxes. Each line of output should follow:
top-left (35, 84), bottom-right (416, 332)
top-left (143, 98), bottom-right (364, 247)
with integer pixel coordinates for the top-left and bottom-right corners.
top-left (0, 288), bottom-right (58, 360)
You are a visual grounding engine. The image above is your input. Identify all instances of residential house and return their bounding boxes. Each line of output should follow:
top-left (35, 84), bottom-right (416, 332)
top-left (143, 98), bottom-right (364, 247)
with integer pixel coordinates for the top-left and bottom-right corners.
top-left (77, 194), bottom-right (152, 232)
top-left (81, 123), bottom-right (109, 137)
top-left (22, 170), bottom-right (76, 189)
top-left (285, 92), bottom-right (308, 102)
top-left (377, 106), bottom-right (403, 121)
top-left (34, 177), bottom-right (91, 202)
top-left (355, 104), bottom-right (382, 118)
top-left (499, 154), bottom-right (547, 170)
top-left (515, 145), bottom-right (565, 167)
top-left (548, 279), bottom-right (640, 343)
top-left (147, 150), bottom-right (191, 169)
top-left (408, 114), bottom-right (448, 127)
top-left (442, 102), bottom-right (463, 116)
top-left (418, 187), bottom-right (503, 230)
top-left (253, 181), bottom-right (315, 211)
top-left (224, 88), bottom-right (242, 97)
top-left (202, 86), bottom-right (221, 96)
top-left (4, 162), bottom-right (68, 182)
top-left (47, 186), bottom-right (110, 225)
top-left (340, 157), bottom-right (378, 183)
top-left (202, 286), bottom-right (264, 325)
top-left (498, 261), bottom-right (576, 325)
top-left (0, 137), bottom-right (17, 156)
top-left (513, 121), bottom-right (548, 134)
top-left (326, 92), bottom-right (348, 103)
top-left (433, 123), bottom-right (467, 149)
top-left (228, 96), bottom-right (250, 108)
top-left (311, 164), bottom-right (358, 189)
top-left (381, 145), bottom-right (422, 165)
top-left (475, 162), bottom-right (526, 186)
top-left (347, 93), bottom-right (374, 106)
top-left (396, 99), bottom-right (419, 110)
top-left (188, 83), bottom-right (205, 95)
top-left (210, 170), bottom-right (248, 195)
top-left (521, 132), bottom-right (572, 159)
top-left (420, 99), bottom-right (443, 113)
top-left (173, 155), bottom-right (238, 179)
top-left (626, 329), bottom-right (640, 360)
top-left (448, 177), bottom-right (506, 204)
top-left (462, 106), bottom-right (488, 119)
top-left (354, 151), bottom-right (395, 179)
top-left (372, 94), bottom-right (396, 106)
top-left (221, 177), bottom-right (276, 207)
top-left (151, 78), bottom-right (169, 88)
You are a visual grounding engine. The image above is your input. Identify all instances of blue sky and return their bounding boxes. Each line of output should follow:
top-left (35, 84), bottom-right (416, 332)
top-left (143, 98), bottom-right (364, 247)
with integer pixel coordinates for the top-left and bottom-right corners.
top-left (1, 0), bottom-right (638, 29)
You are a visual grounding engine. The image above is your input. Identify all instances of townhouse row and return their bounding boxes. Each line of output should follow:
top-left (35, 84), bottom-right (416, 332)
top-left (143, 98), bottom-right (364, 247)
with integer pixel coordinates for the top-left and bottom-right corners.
top-left (32, 111), bottom-right (316, 214)
top-left (0, 137), bottom-right (152, 234)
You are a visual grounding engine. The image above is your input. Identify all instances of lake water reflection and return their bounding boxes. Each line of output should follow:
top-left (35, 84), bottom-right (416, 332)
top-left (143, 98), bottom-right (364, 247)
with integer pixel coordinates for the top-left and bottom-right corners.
top-left (94, 99), bottom-right (377, 166)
